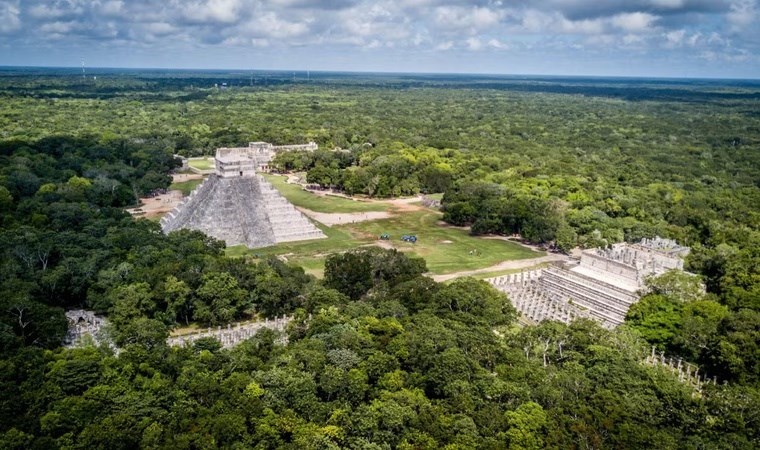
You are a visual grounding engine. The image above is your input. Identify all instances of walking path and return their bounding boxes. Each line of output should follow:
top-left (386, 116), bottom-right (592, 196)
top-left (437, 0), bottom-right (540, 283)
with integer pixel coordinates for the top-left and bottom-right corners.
top-left (430, 253), bottom-right (570, 282)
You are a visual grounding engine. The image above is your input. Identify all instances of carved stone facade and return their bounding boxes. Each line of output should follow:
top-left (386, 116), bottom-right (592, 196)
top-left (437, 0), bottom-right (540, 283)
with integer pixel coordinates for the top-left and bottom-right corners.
top-left (488, 237), bottom-right (693, 328)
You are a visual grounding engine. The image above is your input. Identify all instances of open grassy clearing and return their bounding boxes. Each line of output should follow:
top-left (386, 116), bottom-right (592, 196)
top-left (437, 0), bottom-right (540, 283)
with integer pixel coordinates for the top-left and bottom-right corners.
top-left (169, 178), bottom-right (204, 195)
top-left (345, 211), bottom-right (540, 274)
top-left (227, 208), bottom-right (542, 276)
top-left (261, 173), bottom-right (387, 213)
top-left (188, 158), bottom-right (214, 170)
top-left (225, 222), bottom-right (359, 276)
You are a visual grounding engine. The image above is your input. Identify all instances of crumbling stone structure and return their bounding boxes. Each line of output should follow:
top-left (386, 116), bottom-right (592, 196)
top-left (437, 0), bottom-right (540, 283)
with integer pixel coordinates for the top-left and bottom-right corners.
top-left (161, 146), bottom-right (325, 248)
top-left (216, 141), bottom-right (318, 172)
top-left (63, 310), bottom-right (113, 349)
top-left (167, 316), bottom-right (292, 349)
top-left (488, 237), bottom-right (692, 328)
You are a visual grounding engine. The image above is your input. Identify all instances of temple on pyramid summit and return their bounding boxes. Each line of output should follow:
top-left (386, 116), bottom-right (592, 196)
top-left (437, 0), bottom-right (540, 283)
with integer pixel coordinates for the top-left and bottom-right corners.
top-left (160, 144), bottom-right (326, 248)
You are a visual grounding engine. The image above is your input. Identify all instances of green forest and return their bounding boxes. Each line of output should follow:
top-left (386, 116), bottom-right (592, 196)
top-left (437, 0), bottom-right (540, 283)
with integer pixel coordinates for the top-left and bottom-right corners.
top-left (0, 69), bottom-right (759, 448)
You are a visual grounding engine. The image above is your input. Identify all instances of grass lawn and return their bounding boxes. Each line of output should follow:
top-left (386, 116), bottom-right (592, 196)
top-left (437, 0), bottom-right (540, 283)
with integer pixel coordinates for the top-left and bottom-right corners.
top-left (225, 175), bottom-right (542, 276)
top-left (344, 211), bottom-right (540, 274)
top-left (227, 210), bottom-right (542, 276)
top-left (226, 222), bottom-right (360, 278)
top-left (188, 158), bottom-right (214, 171)
top-left (261, 174), bottom-right (386, 213)
top-left (170, 178), bottom-right (204, 195)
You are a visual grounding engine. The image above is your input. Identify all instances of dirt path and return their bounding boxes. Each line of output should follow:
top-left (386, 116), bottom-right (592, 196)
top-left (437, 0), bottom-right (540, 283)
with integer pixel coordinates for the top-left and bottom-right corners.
top-left (172, 173), bottom-right (204, 182)
top-left (430, 253), bottom-right (570, 282)
top-left (280, 173), bottom-right (428, 212)
top-left (376, 195), bottom-right (426, 212)
top-left (126, 190), bottom-right (184, 219)
top-left (297, 207), bottom-right (393, 226)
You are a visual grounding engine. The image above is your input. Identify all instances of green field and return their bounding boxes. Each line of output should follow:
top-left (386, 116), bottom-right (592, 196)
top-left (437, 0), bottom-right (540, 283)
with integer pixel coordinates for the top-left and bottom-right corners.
top-left (226, 222), bottom-right (357, 278)
top-left (228, 208), bottom-right (541, 277)
top-left (261, 173), bottom-right (387, 213)
top-left (345, 211), bottom-right (540, 274)
top-left (188, 158), bottom-right (214, 171)
top-left (169, 178), bottom-right (204, 195)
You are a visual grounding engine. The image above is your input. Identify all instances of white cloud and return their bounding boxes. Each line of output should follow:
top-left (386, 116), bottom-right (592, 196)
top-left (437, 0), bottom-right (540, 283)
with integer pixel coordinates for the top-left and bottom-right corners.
top-left (727, 0), bottom-right (757, 28)
top-left (487, 38), bottom-right (510, 49)
top-left (100, 1), bottom-right (125, 16)
top-left (648, 0), bottom-right (685, 8)
top-left (0, 1), bottom-right (21, 33)
top-left (240, 12), bottom-right (311, 39)
top-left (610, 12), bottom-right (658, 32)
top-left (40, 21), bottom-right (76, 34)
top-left (28, 4), bottom-right (73, 20)
top-left (143, 22), bottom-right (176, 35)
top-left (182, 0), bottom-right (244, 24)
top-left (665, 29), bottom-right (686, 45)
top-left (466, 37), bottom-right (482, 50)
top-left (435, 40), bottom-right (454, 50)
top-left (434, 6), bottom-right (503, 30)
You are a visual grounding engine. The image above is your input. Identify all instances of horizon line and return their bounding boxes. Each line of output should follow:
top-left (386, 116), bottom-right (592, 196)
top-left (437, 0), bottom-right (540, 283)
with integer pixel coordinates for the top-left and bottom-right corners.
top-left (1, 64), bottom-right (758, 83)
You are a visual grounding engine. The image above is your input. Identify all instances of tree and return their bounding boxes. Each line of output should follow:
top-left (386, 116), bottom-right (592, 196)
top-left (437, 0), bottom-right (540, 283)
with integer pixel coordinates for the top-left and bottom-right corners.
top-left (194, 272), bottom-right (246, 325)
top-left (433, 278), bottom-right (516, 326)
top-left (114, 317), bottom-right (169, 349)
top-left (324, 251), bottom-right (374, 300)
top-left (644, 270), bottom-right (706, 303)
top-left (504, 402), bottom-right (548, 450)
top-left (625, 294), bottom-right (681, 350)
top-left (164, 275), bottom-right (192, 325)
top-left (108, 282), bottom-right (154, 328)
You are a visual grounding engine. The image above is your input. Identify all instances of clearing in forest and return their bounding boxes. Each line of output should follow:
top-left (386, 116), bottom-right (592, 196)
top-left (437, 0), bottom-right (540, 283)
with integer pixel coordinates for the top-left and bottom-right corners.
top-left (187, 157), bottom-right (215, 171)
top-left (225, 174), bottom-right (543, 278)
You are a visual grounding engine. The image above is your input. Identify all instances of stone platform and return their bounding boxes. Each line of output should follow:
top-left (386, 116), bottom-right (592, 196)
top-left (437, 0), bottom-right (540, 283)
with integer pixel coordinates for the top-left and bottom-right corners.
top-left (487, 237), bottom-right (692, 328)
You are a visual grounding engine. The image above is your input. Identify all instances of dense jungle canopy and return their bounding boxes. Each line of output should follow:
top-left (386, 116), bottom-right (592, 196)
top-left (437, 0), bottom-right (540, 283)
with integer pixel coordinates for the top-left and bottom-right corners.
top-left (0, 69), bottom-right (758, 448)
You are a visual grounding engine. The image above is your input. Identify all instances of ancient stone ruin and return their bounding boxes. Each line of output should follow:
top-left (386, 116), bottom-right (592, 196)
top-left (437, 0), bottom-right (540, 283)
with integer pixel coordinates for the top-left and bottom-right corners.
top-left (64, 309), bottom-right (293, 350)
top-left (488, 237), bottom-right (692, 328)
top-left (161, 144), bottom-right (325, 248)
top-left (217, 141), bottom-right (318, 172)
top-left (166, 316), bottom-right (293, 349)
top-left (63, 310), bottom-right (114, 349)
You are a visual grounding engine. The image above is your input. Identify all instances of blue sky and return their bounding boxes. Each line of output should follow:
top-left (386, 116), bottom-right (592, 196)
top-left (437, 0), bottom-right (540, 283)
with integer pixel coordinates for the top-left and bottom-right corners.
top-left (0, 0), bottom-right (758, 78)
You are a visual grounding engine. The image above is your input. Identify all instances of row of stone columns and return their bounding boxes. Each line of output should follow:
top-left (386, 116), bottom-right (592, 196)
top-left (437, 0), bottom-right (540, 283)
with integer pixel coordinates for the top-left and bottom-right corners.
top-left (487, 275), bottom-right (588, 326)
top-left (167, 316), bottom-right (294, 349)
top-left (644, 346), bottom-right (717, 391)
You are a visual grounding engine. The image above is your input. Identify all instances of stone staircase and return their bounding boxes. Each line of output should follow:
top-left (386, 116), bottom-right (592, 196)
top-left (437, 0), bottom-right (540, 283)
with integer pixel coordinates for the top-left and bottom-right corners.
top-left (539, 266), bottom-right (637, 327)
top-left (257, 176), bottom-right (326, 243)
top-left (161, 175), bottom-right (325, 249)
top-left (488, 270), bottom-right (590, 325)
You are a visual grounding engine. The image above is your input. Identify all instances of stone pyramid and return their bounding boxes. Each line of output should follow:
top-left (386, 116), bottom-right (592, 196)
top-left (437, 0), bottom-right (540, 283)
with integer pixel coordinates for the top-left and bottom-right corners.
top-left (161, 149), bottom-right (325, 248)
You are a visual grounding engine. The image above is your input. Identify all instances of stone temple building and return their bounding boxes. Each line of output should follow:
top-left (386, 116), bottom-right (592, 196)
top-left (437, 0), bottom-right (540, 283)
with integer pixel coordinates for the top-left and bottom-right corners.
top-left (216, 141), bottom-right (318, 172)
top-left (161, 145), bottom-right (325, 248)
top-left (488, 237), bottom-right (692, 328)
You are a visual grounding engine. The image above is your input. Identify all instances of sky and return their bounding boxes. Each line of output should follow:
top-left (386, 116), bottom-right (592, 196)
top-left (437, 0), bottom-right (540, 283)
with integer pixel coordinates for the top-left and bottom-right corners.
top-left (0, 0), bottom-right (758, 78)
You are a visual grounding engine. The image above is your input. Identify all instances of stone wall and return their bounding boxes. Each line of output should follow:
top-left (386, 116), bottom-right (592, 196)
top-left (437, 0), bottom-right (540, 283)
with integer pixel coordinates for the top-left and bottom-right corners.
top-left (487, 270), bottom-right (591, 325)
